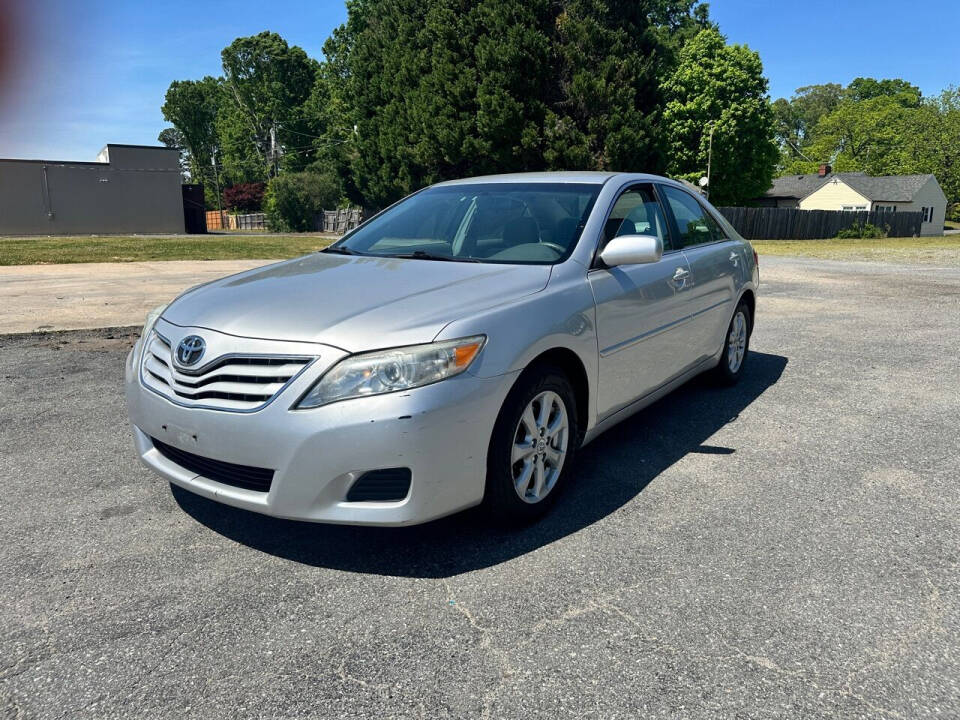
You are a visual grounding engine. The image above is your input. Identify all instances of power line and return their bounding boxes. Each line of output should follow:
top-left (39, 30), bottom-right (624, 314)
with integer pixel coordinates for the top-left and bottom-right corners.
top-left (785, 137), bottom-right (819, 164)
top-left (273, 125), bottom-right (334, 140)
top-left (207, 143), bottom-right (341, 173)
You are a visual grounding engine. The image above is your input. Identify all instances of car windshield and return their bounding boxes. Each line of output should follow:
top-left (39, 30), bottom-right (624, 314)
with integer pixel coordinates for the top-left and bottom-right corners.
top-left (328, 183), bottom-right (601, 264)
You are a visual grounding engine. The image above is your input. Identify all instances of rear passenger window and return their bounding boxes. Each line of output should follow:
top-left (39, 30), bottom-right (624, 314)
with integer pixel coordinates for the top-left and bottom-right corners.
top-left (701, 208), bottom-right (727, 241)
top-left (661, 186), bottom-right (722, 248)
top-left (603, 185), bottom-right (671, 251)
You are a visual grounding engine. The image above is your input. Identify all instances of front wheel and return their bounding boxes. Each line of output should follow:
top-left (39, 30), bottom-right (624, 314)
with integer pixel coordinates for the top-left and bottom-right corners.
top-left (713, 301), bottom-right (751, 385)
top-left (485, 367), bottom-right (579, 524)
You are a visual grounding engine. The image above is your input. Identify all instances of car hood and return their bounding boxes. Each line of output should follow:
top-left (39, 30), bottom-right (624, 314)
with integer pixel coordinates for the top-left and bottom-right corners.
top-left (162, 253), bottom-right (552, 351)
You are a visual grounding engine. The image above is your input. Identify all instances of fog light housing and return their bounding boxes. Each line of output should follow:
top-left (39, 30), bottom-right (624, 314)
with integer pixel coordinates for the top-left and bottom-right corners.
top-left (345, 468), bottom-right (412, 502)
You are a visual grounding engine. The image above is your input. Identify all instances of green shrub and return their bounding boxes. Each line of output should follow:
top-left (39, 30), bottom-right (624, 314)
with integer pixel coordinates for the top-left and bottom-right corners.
top-left (947, 203), bottom-right (960, 223)
top-left (836, 221), bottom-right (887, 239)
top-left (264, 172), bottom-right (340, 232)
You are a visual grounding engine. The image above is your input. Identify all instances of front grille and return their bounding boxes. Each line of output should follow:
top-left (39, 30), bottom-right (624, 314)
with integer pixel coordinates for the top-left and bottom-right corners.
top-left (151, 437), bottom-right (274, 492)
top-left (141, 333), bottom-right (313, 411)
top-left (346, 468), bottom-right (412, 502)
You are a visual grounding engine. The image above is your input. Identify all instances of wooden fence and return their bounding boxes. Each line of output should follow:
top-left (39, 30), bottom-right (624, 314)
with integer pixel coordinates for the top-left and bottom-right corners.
top-left (234, 213), bottom-right (266, 230)
top-left (717, 207), bottom-right (923, 240)
top-left (203, 208), bottom-right (363, 233)
top-left (205, 210), bottom-right (225, 230)
top-left (316, 207), bottom-right (364, 234)
top-left (204, 211), bottom-right (267, 231)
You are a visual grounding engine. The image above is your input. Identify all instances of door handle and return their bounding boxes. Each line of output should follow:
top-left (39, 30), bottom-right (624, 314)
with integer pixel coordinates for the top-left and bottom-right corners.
top-left (672, 267), bottom-right (690, 284)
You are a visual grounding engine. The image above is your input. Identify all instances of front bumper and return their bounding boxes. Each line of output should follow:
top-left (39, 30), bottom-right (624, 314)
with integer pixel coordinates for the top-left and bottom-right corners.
top-left (125, 345), bottom-right (518, 526)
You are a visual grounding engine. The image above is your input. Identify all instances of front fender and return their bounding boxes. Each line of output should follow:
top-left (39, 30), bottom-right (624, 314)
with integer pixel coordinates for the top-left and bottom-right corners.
top-left (435, 261), bottom-right (600, 433)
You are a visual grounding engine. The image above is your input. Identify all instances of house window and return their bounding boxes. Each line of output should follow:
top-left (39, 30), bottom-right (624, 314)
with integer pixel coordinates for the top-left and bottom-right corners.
top-left (842, 205), bottom-right (867, 212)
top-left (921, 207), bottom-right (932, 222)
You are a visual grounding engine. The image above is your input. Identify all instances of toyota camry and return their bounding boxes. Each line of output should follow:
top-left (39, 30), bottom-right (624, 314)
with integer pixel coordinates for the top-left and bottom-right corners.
top-left (125, 172), bottom-right (758, 526)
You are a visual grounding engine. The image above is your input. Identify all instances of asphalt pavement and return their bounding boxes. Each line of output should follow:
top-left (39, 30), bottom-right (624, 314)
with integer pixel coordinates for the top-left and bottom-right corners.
top-left (1, 256), bottom-right (958, 718)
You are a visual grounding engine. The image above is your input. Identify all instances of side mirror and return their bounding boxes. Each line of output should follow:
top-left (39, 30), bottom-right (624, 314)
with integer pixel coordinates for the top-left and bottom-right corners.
top-left (599, 234), bottom-right (663, 267)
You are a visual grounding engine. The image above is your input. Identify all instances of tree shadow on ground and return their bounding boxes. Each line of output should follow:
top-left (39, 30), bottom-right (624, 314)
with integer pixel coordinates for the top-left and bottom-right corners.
top-left (173, 351), bottom-right (788, 578)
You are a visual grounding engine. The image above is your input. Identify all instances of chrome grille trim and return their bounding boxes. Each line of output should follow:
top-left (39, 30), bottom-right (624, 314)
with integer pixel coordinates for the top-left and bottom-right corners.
top-left (140, 331), bottom-right (317, 412)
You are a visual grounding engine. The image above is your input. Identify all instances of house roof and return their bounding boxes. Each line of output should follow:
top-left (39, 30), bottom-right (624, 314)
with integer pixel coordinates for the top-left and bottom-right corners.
top-left (766, 172), bottom-right (936, 202)
top-left (765, 173), bottom-right (834, 199)
top-left (838, 174), bottom-right (934, 202)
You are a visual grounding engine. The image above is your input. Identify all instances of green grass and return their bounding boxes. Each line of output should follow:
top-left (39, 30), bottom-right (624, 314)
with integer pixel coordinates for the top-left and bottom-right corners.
top-left (0, 232), bottom-right (336, 265)
top-left (4, 231), bottom-right (959, 267)
top-left (751, 236), bottom-right (960, 265)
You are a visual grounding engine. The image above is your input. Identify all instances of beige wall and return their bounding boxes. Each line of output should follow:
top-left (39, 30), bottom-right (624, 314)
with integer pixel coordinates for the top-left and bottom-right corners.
top-left (799, 179), bottom-right (871, 212)
top-left (896, 176), bottom-right (948, 236)
top-left (0, 145), bottom-right (185, 235)
top-left (798, 175), bottom-right (947, 236)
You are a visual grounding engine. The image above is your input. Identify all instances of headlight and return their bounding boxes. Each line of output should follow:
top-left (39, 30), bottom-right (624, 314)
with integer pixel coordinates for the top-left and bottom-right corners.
top-left (296, 335), bottom-right (486, 409)
top-left (135, 304), bottom-right (168, 360)
top-left (142, 304), bottom-right (168, 338)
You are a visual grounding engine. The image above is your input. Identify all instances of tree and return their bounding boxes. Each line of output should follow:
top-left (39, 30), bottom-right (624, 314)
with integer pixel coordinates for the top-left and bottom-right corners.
top-left (222, 182), bottom-right (266, 212)
top-left (157, 127), bottom-right (189, 179)
top-left (324, 0), bottom-right (713, 208)
top-left (775, 84), bottom-right (960, 209)
top-left (662, 29), bottom-right (778, 205)
top-left (772, 83), bottom-right (844, 155)
top-left (160, 77), bottom-right (223, 206)
top-left (774, 78), bottom-right (928, 175)
top-left (264, 172), bottom-right (340, 232)
top-left (344, 0), bottom-right (479, 206)
top-left (895, 88), bottom-right (960, 205)
top-left (543, 0), bottom-right (675, 173)
top-left (302, 10), bottom-right (365, 200)
top-left (846, 77), bottom-right (921, 107)
top-left (802, 95), bottom-right (914, 175)
top-left (217, 32), bottom-right (320, 182)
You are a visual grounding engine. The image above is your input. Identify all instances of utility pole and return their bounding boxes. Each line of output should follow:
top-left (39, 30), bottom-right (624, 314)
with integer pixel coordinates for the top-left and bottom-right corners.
top-left (211, 149), bottom-right (223, 229)
top-left (706, 122), bottom-right (716, 199)
top-left (269, 124), bottom-right (279, 178)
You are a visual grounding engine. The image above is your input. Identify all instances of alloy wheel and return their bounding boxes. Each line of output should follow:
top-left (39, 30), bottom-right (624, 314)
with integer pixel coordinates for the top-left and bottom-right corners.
top-left (511, 390), bottom-right (569, 504)
top-left (727, 310), bottom-right (747, 373)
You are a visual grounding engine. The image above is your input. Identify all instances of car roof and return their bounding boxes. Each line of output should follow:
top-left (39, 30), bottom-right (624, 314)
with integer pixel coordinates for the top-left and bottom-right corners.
top-left (432, 171), bottom-right (674, 187)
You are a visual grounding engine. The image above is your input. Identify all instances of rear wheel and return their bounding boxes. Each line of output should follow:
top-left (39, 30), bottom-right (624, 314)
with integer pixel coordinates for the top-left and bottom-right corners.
top-left (485, 367), bottom-right (579, 524)
top-left (713, 300), bottom-right (751, 385)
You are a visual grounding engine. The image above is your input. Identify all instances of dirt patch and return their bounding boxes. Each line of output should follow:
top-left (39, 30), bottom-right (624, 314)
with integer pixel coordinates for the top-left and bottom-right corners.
top-left (6, 326), bottom-right (140, 351)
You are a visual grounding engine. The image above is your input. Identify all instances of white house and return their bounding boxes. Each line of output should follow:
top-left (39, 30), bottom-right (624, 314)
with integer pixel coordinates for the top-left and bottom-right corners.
top-left (761, 166), bottom-right (947, 236)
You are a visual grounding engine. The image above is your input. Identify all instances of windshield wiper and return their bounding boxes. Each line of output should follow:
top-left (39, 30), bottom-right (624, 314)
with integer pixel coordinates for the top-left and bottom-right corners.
top-left (323, 246), bottom-right (362, 256)
top-left (389, 250), bottom-right (481, 263)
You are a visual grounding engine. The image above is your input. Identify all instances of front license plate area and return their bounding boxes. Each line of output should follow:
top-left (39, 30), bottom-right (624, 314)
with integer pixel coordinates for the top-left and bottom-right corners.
top-left (158, 422), bottom-right (200, 449)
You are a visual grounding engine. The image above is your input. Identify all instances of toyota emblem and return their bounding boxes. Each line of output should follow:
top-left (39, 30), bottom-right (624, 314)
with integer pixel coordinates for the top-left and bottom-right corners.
top-left (176, 335), bottom-right (206, 366)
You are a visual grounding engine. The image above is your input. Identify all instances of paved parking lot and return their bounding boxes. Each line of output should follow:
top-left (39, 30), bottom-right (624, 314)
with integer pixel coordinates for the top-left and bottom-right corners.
top-left (1, 256), bottom-right (959, 718)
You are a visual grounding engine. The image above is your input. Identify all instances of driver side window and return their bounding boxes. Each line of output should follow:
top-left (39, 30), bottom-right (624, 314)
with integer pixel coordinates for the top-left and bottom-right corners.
top-left (602, 186), bottom-right (670, 251)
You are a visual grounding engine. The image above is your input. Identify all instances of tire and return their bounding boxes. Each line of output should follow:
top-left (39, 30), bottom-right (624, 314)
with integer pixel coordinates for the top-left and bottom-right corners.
top-left (713, 300), bottom-right (752, 386)
top-left (484, 366), bottom-right (579, 524)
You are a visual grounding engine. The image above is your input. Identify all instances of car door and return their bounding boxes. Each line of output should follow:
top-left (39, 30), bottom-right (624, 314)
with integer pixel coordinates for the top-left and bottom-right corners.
top-left (659, 185), bottom-right (740, 365)
top-left (588, 184), bottom-right (696, 419)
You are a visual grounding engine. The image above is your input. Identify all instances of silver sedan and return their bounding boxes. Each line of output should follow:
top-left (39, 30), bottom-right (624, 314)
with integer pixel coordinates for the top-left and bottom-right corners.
top-left (125, 172), bottom-right (758, 526)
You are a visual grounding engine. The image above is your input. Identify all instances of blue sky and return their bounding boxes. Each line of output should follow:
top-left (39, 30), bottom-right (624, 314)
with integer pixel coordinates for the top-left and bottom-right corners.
top-left (711, 0), bottom-right (959, 100)
top-left (0, 0), bottom-right (957, 161)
